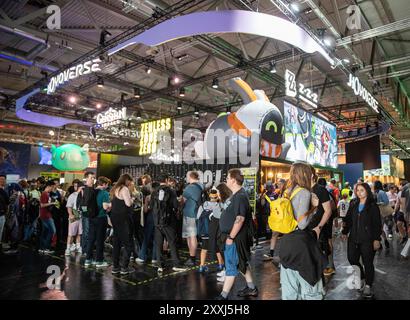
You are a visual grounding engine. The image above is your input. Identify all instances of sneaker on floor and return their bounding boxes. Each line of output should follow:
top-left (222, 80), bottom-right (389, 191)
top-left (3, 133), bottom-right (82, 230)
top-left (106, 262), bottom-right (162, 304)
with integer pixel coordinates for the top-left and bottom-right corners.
top-left (96, 261), bottom-right (109, 268)
top-left (111, 267), bottom-right (121, 274)
top-left (217, 275), bottom-right (225, 283)
top-left (151, 259), bottom-right (158, 264)
top-left (263, 253), bottom-right (273, 261)
top-left (84, 259), bottom-right (92, 267)
top-left (64, 249), bottom-right (71, 256)
top-left (184, 258), bottom-right (195, 267)
top-left (362, 285), bottom-right (373, 299)
top-left (38, 249), bottom-right (45, 254)
top-left (173, 264), bottom-right (188, 272)
top-left (135, 257), bottom-right (145, 264)
top-left (76, 247), bottom-right (82, 254)
top-left (214, 294), bottom-right (227, 300)
top-left (43, 249), bottom-right (54, 255)
top-left (237, 286), bottom-right (258, 297)
top-left (92, 260), bottom-right (98, 266)
top-left (217, 270), bottom-right (225, 277)
top-left (70, 244), bottom-right (76, 252)
top-left (198, 265), bottom-right (209, 273)
top-left (120, 267), bottom-right (134, 275)
top-left (157, 266), bottom-right (164, 273)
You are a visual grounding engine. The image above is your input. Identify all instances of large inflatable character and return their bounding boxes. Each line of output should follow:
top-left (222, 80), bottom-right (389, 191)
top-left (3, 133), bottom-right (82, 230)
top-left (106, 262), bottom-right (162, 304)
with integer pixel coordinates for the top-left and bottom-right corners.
top-left (51, 144), bottom-right (90, 171)
top-left (197, 78), bottom-right (290, 160)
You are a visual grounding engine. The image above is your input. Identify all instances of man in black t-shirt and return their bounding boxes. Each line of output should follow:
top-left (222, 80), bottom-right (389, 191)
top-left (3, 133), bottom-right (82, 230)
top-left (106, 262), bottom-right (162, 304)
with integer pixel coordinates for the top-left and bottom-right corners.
top-left (216, 169), bottom-right (256, 300)
top-left (0, 175), bottom-right (9, 251)
top-left (308, 168), bottom-right (333, 275)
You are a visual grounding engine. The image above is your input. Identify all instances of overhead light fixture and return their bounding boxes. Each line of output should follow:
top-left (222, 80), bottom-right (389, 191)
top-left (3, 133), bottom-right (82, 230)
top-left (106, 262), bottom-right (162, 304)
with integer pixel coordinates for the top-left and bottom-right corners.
top-left (323, 35), bottom-right (336, 48)
top-left (212, 78), bottom-right (219, 89)
top-left (134, 87), bottom-right (141, 98)
top-left (97, 77), bottom-right (104, 88)
top-left (343, 58), bottom-right (350, 64)
top-left (49, 130), bottom-right (55, 136)
top-left (173, 76), bottom-right (180, 84)
top-left (194, 107), bottom-right (199, 115)
top-left (176, 54), bottom-right (188, 61)
top-left (136, 111), bottom-right (142, 120)
top-left (123, 142), bottom-right (129, 146)
top-left (69, 96), bottom-right (76, 104)
top-left (290, 2), bottom-right (301, 13)
top-left (96, 103), bottom-right (102, 109)
top-left (269, 61), bottom-right (277, 73)
top-left (177, 101), bottom-right (182, 110)
top-left (179, 87), bottom-right (185, 97)
top-left (145, 67), bottom-right (152, 74)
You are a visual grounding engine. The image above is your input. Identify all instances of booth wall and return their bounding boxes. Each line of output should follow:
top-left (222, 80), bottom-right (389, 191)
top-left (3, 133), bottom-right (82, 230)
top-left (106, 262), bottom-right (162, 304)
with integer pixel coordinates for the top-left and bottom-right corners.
top-left (338, 163), bottom-right (364, 186)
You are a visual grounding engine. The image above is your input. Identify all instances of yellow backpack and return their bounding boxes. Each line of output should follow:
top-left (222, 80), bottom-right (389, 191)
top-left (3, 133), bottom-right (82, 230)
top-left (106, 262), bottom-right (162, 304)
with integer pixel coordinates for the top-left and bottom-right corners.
top-left (266, 187), bottom-right (303, 234)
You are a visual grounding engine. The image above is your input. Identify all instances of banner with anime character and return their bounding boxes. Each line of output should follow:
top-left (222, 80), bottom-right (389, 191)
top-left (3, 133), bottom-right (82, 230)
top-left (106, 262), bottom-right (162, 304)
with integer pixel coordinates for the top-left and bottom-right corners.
top-left (284, 101), bottom-right (338, 168)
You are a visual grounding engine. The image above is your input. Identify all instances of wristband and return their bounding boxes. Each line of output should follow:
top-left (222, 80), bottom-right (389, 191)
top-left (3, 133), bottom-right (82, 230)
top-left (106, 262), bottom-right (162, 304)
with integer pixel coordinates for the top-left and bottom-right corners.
top-left (228, 235), bottom-right (235, 240)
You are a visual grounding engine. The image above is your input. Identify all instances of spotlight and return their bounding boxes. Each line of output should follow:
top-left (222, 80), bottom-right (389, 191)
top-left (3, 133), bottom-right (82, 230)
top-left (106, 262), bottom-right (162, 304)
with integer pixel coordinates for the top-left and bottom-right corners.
top-left (134, 87), bottom-right (141, 98)
top-left (212, 78), bottom-right (219, 89)
top-left (96, 103), bottom-right (102, 109)
top-left (136, 111), bottom-right (142, 120)
top-left (173, 76), bottom-right (180, 84)
top-left (123, 142), bottom-right (129, 146)
top-left (179, 87), bottom-right (185, 97)
top-left (69, 96), bottom-right (76, 104)
top-left (194, 107), bottom-right (199, 115)
top-left (343, 58), bottom-right (350, 64)
top-left (49, 130), bottom-right (55, 136)
top-left (323, 35), bottom-right (336, 49)
top-left (290, 1), bottom-right (300, 12)
top-left (269, 61), bottom-right (277, 73)
top-left (97, 78), bottom-right (104, 88)
top-left (177, 101), bottom-right (182, 110)
top-left (145, 67), bottom-right (152, 74)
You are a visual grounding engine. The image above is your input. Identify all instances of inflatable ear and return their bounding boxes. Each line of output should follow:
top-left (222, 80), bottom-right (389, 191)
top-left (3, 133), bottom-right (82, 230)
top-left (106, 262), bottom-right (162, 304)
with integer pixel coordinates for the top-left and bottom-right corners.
top-left (254, 90), bottom-right (269, 102)
top-left (229, 78), bottom-right (257, 104)
top-left (82, 144), bottom-right (89, 152)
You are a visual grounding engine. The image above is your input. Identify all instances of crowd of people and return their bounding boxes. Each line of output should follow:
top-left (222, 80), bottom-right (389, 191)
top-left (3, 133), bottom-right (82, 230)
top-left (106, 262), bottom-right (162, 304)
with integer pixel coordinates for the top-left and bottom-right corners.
top-left (0, 165), bottom-right (409, 300)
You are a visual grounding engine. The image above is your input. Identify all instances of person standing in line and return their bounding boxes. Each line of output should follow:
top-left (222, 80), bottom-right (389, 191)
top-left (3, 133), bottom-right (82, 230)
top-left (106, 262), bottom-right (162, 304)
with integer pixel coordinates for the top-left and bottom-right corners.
top-left (38, 181), bottom-right (58, 255)
top-left (151, 174), bottom-right (187, 273)
top-left (337, 193), bottom-right (350, 235)
top-left (65, 181), bottom-right (84, 255)
top-left (110, 174), bottom-right (135, 275)
top-left (342, 183), bottom-right (382, 299)
top-left (374, 180), bottom-right (391, 247)
top-left (181, 171), bottom-right (204, 267)
top-left (85, 176), bottom-right (111, 268)
top-left (394, 181), bottom-right (408, 245)
top-left (78, 172), bottom-right (96, 254)
top-left (215, 169), bottom-right (256, 300)
top-left (0, 175), bottom-right (9, 253)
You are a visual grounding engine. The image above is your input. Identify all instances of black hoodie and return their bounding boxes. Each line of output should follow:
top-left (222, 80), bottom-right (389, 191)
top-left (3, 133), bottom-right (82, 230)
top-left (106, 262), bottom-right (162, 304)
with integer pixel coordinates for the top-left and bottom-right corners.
top-left (342, 200), bottom-right (382, 243)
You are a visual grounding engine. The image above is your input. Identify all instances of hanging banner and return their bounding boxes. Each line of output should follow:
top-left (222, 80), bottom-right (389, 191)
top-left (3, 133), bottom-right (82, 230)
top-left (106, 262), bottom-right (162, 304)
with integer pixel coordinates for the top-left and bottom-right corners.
top-left (347, 74), bottom-right (379, 113)
top-left (96, 107), bottom-right (127, 129)
top-left (40, 172), bottom-right (60, 179)
top-left (285, 69), bottom-right (318, 109)
top-left (139, 118), bottom-right (172, 156)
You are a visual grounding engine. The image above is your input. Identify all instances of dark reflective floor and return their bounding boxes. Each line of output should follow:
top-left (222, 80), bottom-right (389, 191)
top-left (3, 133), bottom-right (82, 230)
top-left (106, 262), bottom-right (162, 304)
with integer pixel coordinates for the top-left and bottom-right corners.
top-left (1, 235), bottom-right (409, 300)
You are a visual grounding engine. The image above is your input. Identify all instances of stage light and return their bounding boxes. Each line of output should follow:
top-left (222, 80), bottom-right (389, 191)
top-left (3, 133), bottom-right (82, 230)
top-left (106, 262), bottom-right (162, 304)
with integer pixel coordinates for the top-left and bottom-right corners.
top-left (212, 78), bottom-right (219, 89)
top-left (69, 96), bottom-right (76, 104)
top-left (194, 107), bottom-right (199, 115)
top-left (145, 67), bottom-right (152, 74)
top-left (49, 130), bottom-right (55, 136)
top-left (173, 76), bottom-right (180, 84)
top-left (269, 61), bottom-right (277, 73)
top-left (136, 111), bottom-right (142, 120)
top-left (179, 87), bottom-right (185, 97)
top-left (134, 87), bottom-right (141, 98)
top-left (96, 103), bottom-right (102, 109)
top-left (97, 77), bottom-right (104, 88)
top-left (177, 101), bottom-right (182, 110)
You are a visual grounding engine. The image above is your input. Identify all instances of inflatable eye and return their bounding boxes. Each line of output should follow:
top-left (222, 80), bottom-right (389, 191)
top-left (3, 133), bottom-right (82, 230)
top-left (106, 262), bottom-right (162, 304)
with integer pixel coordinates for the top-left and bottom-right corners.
top-left (60, 152), bottom-right (66, 160)
top-left (265, 121), bottom-right (278, 133)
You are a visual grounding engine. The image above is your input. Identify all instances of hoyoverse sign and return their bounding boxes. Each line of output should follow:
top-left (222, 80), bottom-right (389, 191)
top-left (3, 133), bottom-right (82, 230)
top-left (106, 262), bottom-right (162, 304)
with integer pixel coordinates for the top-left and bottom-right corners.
top-left (347, 74), bottom-right (379, 113)
top-left (47, 58), bottom-right (101, 94)
top-left (97, 107), bottom-right (127, 129)
top-left (285, 69), bottom-right (318, 109)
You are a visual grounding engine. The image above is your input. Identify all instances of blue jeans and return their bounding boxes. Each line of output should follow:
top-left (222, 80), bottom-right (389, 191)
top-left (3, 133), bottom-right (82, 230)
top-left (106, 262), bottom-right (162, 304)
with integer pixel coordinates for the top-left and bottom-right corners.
top-left (40, 218), bottom-right (56, 250)
top-left (224, 242), bottom-right (239, 277)
top-left (81, 217), bottom-right (90, 252)
top-left (139, 213), bottom-right (157, 261)
top-left (280, 266), bottom-right (324, 300)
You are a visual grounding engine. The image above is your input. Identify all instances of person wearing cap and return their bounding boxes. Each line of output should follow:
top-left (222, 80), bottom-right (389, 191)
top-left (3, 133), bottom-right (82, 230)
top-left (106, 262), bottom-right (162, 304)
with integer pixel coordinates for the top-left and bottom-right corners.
top-left (65, 180), bottom-right (84, 255)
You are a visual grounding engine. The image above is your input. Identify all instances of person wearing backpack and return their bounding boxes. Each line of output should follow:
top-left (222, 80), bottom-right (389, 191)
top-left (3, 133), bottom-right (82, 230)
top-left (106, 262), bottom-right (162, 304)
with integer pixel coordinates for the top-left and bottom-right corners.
top-left (197, 189), bottom-right (225, 273)
top-left (78, 172), bottom-right (96, 254)
top-left (278, 162), bottom-right (328, 300)
top-left (65, 181), bottom-right (84, 255)
top-left (152, 174), bottom-right (187, 273)
top-left (181, 171), bottom-right (204, 267)
top-left (85, 177), bottom-right (111, 268)
top-left (110, 174), bottom-right (134, 275)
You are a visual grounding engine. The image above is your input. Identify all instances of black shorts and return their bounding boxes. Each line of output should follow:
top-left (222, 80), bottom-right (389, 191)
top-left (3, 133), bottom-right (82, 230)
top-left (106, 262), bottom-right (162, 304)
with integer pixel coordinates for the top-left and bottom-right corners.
top-left (207, 216), bottom-right (222, 253)
top-left (322, 218), bottom-right (333, 240)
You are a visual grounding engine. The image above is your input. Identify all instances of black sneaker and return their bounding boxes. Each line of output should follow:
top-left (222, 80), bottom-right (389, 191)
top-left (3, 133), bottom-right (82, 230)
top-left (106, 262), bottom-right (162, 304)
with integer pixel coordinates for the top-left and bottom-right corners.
top-left (184, 258), bottom-right (195, 267)
top-left (111, 267), bottom-right (121, 274)
top-left (120, 267), bottom-right (135, 275)
top-left (237, 286), bottom-right (258, 297)
top-left (214, 294), bottom-right (228, 300)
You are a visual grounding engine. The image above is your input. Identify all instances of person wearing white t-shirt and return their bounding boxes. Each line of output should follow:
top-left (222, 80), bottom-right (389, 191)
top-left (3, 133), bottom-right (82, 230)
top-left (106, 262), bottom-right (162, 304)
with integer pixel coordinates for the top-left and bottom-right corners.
top-left (65, 182), bottom-right (84, 255)
top-left (337, 193), bottom-right (350, 235)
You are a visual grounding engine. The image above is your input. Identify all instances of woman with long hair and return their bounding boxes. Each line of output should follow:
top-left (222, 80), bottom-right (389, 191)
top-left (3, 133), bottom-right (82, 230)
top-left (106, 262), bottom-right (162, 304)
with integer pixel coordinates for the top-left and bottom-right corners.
top-left (278, 162), bottom-right (325, 300)
top-left (109, 174), bottom-right (134, 275)
top-left (342, 183), bottom-right (382, 299)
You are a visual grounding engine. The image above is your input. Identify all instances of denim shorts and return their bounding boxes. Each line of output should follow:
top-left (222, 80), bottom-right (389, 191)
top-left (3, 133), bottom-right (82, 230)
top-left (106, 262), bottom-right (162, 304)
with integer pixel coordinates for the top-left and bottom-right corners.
top-left (224, 242), bottom-right (239, 277)
top-left (182, 216), bottom-right (197, 238)
top-left (280, 266), bottom-right (324, 300)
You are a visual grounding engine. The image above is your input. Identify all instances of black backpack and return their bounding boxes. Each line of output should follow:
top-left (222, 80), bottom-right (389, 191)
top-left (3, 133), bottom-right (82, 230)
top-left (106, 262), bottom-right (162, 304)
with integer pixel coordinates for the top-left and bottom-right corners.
top-left (151, 186), bottom-right (172, 227)
top-left (77, 187), bottom-right (99, 218)
top-left (192, 183), bottom-right (207, 210)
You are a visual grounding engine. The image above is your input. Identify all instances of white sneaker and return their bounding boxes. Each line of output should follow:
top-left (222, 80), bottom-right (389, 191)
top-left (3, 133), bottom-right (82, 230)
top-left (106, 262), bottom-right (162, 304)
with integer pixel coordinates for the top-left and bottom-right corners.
top-left (65, 249), bottom-right (71, 256)
top-left (217, 275), bottom-right (225, 282)
top-left (77, 247), bottom-right (82, 254)
top-left (96, 261), bottom-right (109, 268)
top-left (70, 244), bottom-right (76, 252)
top-left (135, 257), bottom-right (145, 264)
top-left (44, 249), bottom-right (55, 255)
top-left (152, 260), bottom-right (158, 264)
top-left (217, 270), bottom-right (225, 277)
